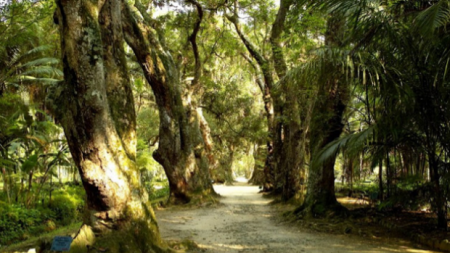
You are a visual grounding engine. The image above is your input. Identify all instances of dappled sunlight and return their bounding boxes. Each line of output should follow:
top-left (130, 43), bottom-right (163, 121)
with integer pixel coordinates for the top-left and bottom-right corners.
top-left (156, 185), bottom-right (440, 253)
top-left (197, 243), bottom-right (268, 251)
top-left (220, 199), bottom-right (270, 205)
top-left (338, 197), bottom-right (370, 207)
top-left (187, 241), bottom-right (439, 253)
top-left (404, 249), bottom-right (438, 253)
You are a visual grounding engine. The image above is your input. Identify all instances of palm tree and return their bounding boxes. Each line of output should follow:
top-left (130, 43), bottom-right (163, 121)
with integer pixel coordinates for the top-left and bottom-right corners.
top-left (303, 0), bottom-right (450, 229)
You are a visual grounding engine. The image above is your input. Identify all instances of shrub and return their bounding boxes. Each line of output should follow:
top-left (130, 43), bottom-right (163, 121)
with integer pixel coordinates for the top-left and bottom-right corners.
top-left (49, 186), bottom-right (85, 225)
top-left (0, 204), bottom-right (43, 245)
top-left (0, 185), bottom-right (86, 246)
top-left (149, 181), bottom-right (170, 201)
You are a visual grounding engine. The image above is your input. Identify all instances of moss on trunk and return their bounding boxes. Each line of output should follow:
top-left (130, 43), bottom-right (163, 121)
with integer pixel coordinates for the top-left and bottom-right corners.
top-left (49, 1), bottom-right (169, 251)
top-left (121, 3), bottom-right (216, 205)
top-left (296, 14), bottom-right (349, 217)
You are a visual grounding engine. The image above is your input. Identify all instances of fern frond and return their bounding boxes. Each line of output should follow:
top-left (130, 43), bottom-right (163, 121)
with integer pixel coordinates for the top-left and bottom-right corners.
top-left (22, 57), bottom-right (59, 67)
top-left (20, 66), bottom-right (63, 77)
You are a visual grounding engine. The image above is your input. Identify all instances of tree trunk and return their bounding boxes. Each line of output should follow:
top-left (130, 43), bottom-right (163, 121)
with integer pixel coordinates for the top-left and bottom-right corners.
top-left (386, 151), bottom-right (391, 198)
top-left (249, 144), bottom-right (266, 185)
top-left (378, 159), bottom-right (383, 201)
top-left (429, 151), bottom-right (447, 229)
top-left (296, 14), bottom-right (348, 217)
top-left (49, 1), bottom-right (168, 251)
top-left (2, 167), bottom-right (10, 203)
top-left (279, 107), bottom-right (303, 201)
top-left (122, 2), bottom-right (215, 205)
top-left (197, 107), bottom-right (217, 171)
top-left (300, 84), bottom-right (347, 215)
top-left (230, 0), bottom-right (300, 198)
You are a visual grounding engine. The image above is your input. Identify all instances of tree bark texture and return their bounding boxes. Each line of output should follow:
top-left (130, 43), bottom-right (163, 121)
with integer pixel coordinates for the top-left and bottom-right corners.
top-left (269, 0), bottom-right (307, 201)
top-left (299, 14), bottom-right (348, 216)
top-left (122, 3), bottom-right (215, 205)
top-left (50, 1), bottom-right (167, 251)
top-left (249, 144), bottom-right (266, 185)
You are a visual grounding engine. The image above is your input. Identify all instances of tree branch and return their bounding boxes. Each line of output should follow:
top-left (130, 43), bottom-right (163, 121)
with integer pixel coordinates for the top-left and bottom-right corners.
top-left (225, 5), bottom-right (275, 90)
top-left (186, 0), bottom-right (203, 89)
top-left (270, 0), bottom-right (293, 78)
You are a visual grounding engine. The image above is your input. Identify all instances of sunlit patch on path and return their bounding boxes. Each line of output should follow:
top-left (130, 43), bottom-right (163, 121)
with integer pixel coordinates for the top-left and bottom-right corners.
top-left (156, 184), bottom-right (439, 253)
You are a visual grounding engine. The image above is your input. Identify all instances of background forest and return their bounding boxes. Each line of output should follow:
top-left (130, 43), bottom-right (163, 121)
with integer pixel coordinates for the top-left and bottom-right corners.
top-left (1, 0), bottom-right (450, 250)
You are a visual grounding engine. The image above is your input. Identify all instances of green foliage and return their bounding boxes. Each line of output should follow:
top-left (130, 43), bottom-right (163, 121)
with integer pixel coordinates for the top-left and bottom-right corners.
top-left (0, 184), bottom-right (85, 246)
top-left (0, 202), bottom-right (44, 245)
top-left (148, 181), bottom-right (170, 201)
top-left (49, 186), bottom-right (85, 225)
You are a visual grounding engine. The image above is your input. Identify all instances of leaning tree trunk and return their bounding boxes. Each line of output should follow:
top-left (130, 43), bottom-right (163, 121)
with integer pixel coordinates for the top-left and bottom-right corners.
top-left (122, 2), bottom-right (215, 205)
top-left (49, 1), bottom-right (167, 251)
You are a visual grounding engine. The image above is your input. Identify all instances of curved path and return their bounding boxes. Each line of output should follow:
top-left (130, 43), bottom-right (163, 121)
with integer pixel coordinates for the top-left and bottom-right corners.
top-left (156, 184), bottom-right (439, 253)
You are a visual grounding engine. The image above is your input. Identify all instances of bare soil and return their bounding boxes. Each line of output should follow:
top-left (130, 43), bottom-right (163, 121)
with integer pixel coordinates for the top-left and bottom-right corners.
top-left (156, 181), bottom-right (441, 253)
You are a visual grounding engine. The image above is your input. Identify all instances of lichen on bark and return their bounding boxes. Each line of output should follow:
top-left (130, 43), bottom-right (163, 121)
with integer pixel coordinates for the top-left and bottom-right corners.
top-left (49, 0), bottom-right (169, 252)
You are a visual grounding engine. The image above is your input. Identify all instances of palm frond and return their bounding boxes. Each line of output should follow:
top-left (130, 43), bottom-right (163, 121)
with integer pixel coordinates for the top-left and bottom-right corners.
top-left (415, 0), bottom-right (450, 35)
top-left (312, 126), bottom-right (375, 168)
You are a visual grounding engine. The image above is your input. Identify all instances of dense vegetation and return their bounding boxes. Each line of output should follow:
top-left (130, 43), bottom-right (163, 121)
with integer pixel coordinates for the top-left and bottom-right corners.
top-left (1, 0), bottom-right (450, 251)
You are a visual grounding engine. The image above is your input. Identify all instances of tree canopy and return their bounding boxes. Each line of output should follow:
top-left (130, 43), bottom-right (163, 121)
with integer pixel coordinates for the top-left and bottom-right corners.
top-left (2, 0), bottom-right (450, 251)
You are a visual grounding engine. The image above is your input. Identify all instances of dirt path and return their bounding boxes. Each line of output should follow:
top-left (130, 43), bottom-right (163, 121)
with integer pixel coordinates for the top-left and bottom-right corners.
top-left (156, 183), bottom-right (440, 253)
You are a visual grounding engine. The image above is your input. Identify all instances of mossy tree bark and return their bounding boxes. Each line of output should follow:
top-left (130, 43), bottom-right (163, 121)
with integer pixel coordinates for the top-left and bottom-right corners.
top-left (122, 2), bottom-right (215, 205)
top-left (248, 144), bottom-right (266, 185)
top-left (269, 0), bottom-right (305, 201)
top-left (297, 14), bottom-right (348, 217)
top-left (51, 0), bottom-right (167, 251)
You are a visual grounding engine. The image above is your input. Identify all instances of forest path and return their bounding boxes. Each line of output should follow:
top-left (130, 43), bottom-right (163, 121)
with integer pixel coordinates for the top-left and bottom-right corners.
top-left (156, 181), bottom-right (439, 253)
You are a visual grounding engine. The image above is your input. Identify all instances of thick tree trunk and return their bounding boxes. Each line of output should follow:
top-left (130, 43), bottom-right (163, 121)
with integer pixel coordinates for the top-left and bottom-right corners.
top-left (386, 151), bottom-right (392, 198)
top-left (296, 14), bottom-right (348, 217)
top-left (122, 3), bottom-right (215, 205)
top-left (300, 81), bottom-right (347, 216)
top-left (197, 107), bottom-right (216, 169)
top-left (429, 151), bottom-right (447, 229)
top-left (269, 0), bottom-right (307, 202)
top-left (49, 1), bottom-right (167, 251)
top-left (275, 99), bottom-right (304, 201)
